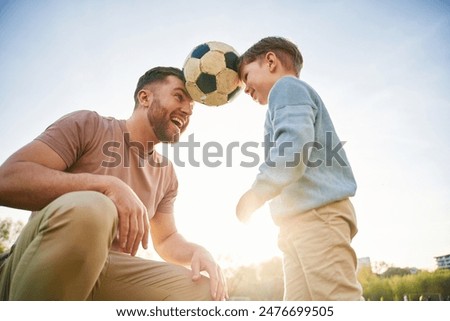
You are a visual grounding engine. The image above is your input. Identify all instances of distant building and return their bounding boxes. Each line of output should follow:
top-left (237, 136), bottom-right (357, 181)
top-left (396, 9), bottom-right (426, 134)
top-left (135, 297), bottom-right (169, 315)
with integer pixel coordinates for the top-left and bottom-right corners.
top-left (409, 267), bottom-right (419, 274)
top-left (434, 253), bottom-right (450, 269)
top-left (358, 257), bottom-right (372, 272)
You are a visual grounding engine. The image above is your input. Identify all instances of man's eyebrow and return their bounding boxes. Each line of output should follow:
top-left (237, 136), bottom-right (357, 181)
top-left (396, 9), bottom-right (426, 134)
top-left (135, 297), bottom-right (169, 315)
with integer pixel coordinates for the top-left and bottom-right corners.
top-left (174, 86), bottom-right (190, 97)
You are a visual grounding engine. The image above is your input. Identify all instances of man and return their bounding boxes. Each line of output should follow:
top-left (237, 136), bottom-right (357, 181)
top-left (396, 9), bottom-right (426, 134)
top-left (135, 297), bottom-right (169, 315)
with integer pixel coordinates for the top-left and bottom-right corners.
top-left (0, 67), bottom-right (227, 300)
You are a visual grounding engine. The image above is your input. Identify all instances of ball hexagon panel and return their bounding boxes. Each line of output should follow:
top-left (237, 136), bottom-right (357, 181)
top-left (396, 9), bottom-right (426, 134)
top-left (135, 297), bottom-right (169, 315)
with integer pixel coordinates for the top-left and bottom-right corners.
top-left (216, 68), bottom-right (239, 94)
top-left (200, 51), bottom-right (226, 75)
top-left (207, 41), bottom-right (235, 53)
top-left (227, 86), bottom-right (241, 102)
top-left (183, 58), bottom-right (201, 82)
top-left (224, 51), bottom-right (239, 71)
top-left (196, 73), bottom-right (217, 94)
top-left (203, 92), bottom-right (228, 106)
top-left (185, 82), bottom-right (206, 102)
top-left (190, 43), bottom-right (210, 59)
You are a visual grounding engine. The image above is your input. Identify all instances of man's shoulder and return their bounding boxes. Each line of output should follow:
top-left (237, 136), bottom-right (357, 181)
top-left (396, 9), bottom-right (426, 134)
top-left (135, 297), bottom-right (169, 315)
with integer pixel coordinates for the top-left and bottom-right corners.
top-left (65, 109), bottom-right (98, 117)
top-left (56, 109), bottom-right (101, 123)
top-left (57, 110), bottom-right (122, 129)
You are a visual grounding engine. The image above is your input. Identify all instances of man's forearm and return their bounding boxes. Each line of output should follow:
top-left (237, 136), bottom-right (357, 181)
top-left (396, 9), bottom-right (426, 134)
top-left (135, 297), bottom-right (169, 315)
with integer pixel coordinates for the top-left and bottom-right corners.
top-left (0, 161), bottom-right (111, 211)
top-left (155, 232), bottom-right (204, 266)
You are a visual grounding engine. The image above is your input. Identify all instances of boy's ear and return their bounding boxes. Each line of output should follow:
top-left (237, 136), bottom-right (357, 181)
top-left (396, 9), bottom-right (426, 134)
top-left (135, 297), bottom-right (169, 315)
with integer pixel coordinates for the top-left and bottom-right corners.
top-left (265, 52), bottom-right (278, 72)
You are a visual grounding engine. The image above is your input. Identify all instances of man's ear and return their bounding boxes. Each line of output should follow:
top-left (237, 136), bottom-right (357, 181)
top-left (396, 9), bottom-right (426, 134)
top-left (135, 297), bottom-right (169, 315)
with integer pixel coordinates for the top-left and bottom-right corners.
top-left (137, 89), bottom-right (154, 108)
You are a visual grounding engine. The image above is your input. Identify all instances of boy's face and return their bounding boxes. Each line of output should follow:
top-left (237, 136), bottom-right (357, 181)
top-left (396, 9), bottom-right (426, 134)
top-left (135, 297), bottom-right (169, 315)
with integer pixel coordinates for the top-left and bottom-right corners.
top-left (240, 59), bottom-right (277, 105)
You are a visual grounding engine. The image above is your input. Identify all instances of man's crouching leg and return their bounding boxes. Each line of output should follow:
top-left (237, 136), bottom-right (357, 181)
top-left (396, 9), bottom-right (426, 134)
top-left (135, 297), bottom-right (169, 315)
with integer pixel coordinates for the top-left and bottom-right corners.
top-left (0, 191), bottom-right (118, 300)
top-left (91, 251), bottom-right (213, 301)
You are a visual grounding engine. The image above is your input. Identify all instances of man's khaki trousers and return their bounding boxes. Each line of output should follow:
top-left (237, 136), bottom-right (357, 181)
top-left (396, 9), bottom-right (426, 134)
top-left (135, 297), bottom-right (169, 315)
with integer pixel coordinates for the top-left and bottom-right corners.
top-left (0, 191), bottom-right (211, 300)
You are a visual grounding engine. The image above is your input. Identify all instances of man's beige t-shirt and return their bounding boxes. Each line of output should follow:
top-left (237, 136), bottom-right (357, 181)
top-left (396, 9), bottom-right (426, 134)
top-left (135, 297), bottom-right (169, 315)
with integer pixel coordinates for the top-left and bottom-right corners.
top-left (35, 110), bottom-right (177, 218)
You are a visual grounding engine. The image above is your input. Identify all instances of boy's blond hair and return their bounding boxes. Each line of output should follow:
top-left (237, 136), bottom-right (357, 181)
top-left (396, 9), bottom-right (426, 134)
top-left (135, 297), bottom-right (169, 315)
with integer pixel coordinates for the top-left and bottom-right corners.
top-left (239, 37), bottom-right (303, 77)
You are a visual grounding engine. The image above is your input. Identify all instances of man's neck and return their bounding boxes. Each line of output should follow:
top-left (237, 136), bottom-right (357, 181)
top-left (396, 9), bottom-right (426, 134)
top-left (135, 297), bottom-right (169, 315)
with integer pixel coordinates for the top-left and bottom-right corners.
top-left (125, 113), bottom-right (158, 155)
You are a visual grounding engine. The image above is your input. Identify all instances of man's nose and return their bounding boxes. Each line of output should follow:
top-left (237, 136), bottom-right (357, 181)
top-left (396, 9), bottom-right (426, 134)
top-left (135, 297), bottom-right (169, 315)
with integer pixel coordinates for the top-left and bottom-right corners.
top-left (181, 102), bottom-right (193, 116)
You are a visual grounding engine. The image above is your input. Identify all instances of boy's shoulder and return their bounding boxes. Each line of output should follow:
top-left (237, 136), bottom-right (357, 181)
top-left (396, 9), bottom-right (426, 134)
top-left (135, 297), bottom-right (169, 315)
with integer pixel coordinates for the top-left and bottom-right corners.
top-left (273, 76), bottom-right (311, 91)
top-left (269, 76), bottom-right (316, 107)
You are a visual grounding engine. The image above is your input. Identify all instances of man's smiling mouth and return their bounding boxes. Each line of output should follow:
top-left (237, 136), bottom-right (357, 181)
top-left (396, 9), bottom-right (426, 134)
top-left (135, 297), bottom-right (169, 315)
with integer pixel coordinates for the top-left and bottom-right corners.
top-left (171, 116), bottom-right (185, 129)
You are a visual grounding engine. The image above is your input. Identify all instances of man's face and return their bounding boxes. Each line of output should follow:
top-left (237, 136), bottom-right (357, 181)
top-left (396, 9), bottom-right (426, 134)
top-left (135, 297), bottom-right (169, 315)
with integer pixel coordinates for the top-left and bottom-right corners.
top-left (239, 59), bottom-right (276, 105)
top-left (147, 76), bottom-right (194, 143)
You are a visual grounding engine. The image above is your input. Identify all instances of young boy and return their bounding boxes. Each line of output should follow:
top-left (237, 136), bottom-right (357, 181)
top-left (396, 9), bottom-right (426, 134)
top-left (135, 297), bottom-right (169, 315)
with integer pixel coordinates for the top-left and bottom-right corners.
top-left (236, 37), bottom-right (363, 300)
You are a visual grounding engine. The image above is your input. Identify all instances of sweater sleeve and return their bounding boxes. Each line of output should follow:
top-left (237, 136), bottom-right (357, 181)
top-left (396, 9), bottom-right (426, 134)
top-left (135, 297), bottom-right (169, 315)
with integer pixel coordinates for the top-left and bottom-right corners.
top-left (251, 78), bottom-right (317, 202)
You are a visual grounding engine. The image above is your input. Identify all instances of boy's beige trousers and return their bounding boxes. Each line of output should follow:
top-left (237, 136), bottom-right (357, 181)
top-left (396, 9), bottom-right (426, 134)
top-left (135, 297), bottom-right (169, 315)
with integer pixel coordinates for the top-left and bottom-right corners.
top-left (277, 198), bottom-right (364, 301)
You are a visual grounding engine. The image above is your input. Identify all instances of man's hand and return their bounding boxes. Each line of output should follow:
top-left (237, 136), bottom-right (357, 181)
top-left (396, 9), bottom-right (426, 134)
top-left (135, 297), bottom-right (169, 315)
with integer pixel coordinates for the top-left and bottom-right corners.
top-left (236, 189), bottom-right (265, 223)
top-left (102, 176), bottom-right (149, 256)
top-left (191, 248), bottom-right (228, 301)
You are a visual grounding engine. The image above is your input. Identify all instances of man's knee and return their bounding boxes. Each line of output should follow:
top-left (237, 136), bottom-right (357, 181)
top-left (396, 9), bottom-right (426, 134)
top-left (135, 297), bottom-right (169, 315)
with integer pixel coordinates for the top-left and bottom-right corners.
top-left (44, 191), bottom-right (118, 245)
top-left (193, 275), bottom-right (213, 300)
top-left (56, 191), bottom-right (116, 225)
top-left (168, 275), bottom-right (212, 301)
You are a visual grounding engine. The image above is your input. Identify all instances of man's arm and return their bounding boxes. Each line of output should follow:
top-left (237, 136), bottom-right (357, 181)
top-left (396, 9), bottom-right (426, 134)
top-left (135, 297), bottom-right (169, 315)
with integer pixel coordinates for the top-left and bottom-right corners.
top-left (150, 211), bottom-right (227, 301)
top-left (0, 140), bottom-right (101, 210)
top-left (0, 140), bottom-right (149, 256)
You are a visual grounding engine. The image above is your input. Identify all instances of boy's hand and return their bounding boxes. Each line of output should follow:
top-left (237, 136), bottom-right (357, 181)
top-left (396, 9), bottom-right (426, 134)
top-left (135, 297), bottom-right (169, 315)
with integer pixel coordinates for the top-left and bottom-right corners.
top-left (236, 189), bottom-right (265, 223)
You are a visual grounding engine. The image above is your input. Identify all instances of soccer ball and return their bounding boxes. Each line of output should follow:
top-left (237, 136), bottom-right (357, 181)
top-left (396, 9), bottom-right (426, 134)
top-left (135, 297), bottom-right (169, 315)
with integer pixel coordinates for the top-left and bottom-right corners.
top-left (183, 41), bottom-right (242, 106)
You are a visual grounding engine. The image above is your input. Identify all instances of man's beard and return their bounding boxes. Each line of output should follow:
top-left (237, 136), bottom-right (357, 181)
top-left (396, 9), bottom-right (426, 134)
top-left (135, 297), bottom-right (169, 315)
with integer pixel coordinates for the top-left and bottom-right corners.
top-left (147, 98), bottom-right (181, 143)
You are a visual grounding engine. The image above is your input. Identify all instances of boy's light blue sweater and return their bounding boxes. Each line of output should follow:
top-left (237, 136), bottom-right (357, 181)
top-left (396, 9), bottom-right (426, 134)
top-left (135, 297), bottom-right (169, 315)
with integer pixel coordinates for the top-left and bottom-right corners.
top-left (251, 76), bottom-right (357, 221)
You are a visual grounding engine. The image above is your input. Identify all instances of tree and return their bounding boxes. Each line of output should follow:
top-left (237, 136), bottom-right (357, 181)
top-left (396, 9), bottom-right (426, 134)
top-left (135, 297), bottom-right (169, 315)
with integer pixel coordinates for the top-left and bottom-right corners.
top-left (382, 267), bottom-right (411, 278)
top-left (358, 264), bottom-right (450, 301)
top-left (0, 218), bottom-right (24, 254)
top-left (225, 256), bottom-right (284, 300)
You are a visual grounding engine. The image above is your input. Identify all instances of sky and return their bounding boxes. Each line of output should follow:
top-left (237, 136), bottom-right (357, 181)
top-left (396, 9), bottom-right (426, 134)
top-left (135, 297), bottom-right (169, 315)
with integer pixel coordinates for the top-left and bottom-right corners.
top-left (0, 0), bottom-right (449, 271)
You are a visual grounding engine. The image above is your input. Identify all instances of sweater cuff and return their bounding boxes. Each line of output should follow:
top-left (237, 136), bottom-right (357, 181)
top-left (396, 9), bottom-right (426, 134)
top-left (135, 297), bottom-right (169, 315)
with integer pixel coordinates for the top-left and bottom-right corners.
top-left (251, 179), bottom-right (282, 203)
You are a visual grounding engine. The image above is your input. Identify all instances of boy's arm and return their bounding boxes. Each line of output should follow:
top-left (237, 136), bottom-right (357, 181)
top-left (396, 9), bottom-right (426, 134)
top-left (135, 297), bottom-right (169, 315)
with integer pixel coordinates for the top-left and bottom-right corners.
top-left (237, 102), bottom-right (315, 222)
top-left (255, 103), bottom-right (315, 199)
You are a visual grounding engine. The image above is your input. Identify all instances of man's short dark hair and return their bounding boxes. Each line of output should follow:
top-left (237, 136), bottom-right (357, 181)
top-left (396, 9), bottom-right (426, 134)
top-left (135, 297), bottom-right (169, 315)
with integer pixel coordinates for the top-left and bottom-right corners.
top-left (134, 66), bottom-right (185, 105)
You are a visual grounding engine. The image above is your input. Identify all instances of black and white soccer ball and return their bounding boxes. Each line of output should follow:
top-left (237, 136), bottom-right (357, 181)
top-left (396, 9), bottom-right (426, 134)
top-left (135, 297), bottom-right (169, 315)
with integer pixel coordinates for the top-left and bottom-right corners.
top-left (183, 41), bottom-right (242, 107)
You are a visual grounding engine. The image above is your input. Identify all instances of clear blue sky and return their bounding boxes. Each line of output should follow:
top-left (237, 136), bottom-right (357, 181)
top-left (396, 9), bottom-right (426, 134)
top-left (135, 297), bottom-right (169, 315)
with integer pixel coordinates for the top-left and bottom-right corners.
top-left (1, 0), bottom-right (449, 270)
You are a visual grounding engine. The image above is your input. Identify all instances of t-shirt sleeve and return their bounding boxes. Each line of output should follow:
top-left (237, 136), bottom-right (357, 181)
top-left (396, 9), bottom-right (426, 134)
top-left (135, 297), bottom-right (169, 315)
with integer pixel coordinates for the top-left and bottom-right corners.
top-left (34, 110), bottom-right (99, 168)
top-left (156, 161), bottom-right (178, 214)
